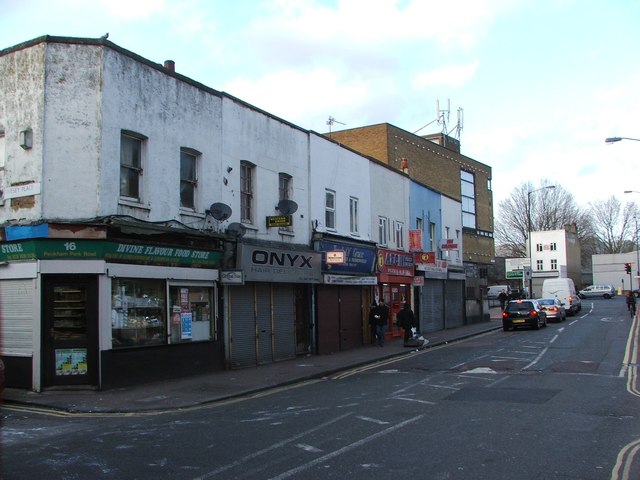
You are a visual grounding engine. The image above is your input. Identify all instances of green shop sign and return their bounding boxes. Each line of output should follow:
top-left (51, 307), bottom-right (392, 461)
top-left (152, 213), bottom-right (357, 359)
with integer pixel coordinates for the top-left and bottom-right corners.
top-left (0, 240), bottom-right (222, 268)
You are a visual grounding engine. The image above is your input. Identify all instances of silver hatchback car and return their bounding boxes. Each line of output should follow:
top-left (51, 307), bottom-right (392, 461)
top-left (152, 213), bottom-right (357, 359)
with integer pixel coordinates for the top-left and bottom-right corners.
top-left (537, 298), bottom-right (567, 322)
top-left (578, 285), bottom-right (616, 299)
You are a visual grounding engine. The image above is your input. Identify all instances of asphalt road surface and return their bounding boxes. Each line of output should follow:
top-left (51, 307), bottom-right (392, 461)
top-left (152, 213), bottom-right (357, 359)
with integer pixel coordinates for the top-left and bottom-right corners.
top-left (2, 297), bottom-right (639, 479)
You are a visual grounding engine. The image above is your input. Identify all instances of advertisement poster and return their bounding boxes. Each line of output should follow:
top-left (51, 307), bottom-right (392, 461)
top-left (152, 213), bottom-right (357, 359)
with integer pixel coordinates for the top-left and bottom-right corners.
top-left (181, 312), bottom-right (193, 340)
top-left (55, 348), bottom-right (87, 376)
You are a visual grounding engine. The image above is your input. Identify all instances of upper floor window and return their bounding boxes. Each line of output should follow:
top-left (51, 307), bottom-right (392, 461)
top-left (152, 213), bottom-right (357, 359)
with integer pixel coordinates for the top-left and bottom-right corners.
top-left (349, 197), bottom-right (359, 235)
top-left (536, 243), bottom-right (543, 252)
top-left (395, 221), bottom-right (405, 249)
top-left (551, 259), bottom-right (558, 270)
top-left (279, 173), bottom-right (291, 201)
top-left (180, 149), bottom-right (199, 210)
top-left (536, 259), bottom-right (544, 271)
top-left (120, 131), bottom-right (145, 200)
top-left (325, 190), bottom-right (336, 230)
top-left (378, 216), bottom-right (389, 246)
top-left (461, 170), bottom-right (476, 229)
top-left (430, 222), bottom-right (436, 252)
top-left (550, 242), bottom-right (557, 251)
top-left (240, 161), bottom-right (254, 224)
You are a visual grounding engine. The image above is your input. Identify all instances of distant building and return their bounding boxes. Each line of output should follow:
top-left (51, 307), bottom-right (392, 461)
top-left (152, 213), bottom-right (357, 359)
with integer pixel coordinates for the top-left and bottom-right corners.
top-left (591, 252), bottom-right (639, 292)
top-left (504, 225), bottom-right (581, 298)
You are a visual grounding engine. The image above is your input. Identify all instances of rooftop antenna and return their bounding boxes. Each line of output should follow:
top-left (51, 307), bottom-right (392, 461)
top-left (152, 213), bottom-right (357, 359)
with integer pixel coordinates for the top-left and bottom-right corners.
top-left (326, 116), bottom-right (346, 137)
top-left (437, 98), bottom-right (450, 134)
top-left (447, 107), bottom-right (464, 140)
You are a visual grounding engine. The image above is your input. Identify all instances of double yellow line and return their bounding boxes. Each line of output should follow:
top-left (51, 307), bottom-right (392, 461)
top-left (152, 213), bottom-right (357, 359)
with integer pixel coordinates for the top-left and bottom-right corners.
top-left (612, 313), bottom-right (640, 480)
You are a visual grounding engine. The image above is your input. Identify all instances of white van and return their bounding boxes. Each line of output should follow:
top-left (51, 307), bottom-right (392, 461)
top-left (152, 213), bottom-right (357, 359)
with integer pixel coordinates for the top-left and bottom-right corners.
top-left (487, 285), bottom-right (511, 300)
top-left (542, 278), bottom-right (582, 315)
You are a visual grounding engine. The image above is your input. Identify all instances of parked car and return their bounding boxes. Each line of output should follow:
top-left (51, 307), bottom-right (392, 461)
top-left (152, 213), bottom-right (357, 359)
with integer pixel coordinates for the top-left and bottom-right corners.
top-left (502, 299), bottom-right (548, 331)
top-left (537, 297), bottom-right (567, 322)
top-left (578, 284), bottom-right (616, 299)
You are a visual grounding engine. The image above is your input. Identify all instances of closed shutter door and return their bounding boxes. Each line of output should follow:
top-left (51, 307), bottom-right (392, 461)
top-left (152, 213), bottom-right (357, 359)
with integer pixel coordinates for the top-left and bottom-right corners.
top-left (272, 284), bottom-right (295, 362)
top-left (256, 284), bottom-right (273, 365)
top-left (317, 286), bottom-right (340, 354)
top-left (229, 285), bottom-right (257, 368)
top-left (0, 279), bottom-right (35, 356)
top-left (422, 280), bottom-right (444, 333)
top-left (446, 280), bottom-right (465, 328)
top-left (339, 286), bottom-right (362, 351)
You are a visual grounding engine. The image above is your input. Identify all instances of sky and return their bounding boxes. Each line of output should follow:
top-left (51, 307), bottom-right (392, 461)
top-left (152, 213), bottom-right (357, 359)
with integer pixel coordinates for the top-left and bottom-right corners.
top-left (2, 0), bottom-right (639, 212)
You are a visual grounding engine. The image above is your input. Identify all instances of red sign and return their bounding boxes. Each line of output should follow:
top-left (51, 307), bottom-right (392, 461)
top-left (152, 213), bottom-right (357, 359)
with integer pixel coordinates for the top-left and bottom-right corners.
top-left (408, 229), bottom-right (422, 252)
top-left (377, 248), bottom-right (414, 276)
top-left (413, 251), bottom-right (435, 265)
top-left (441, 239), bottom-right (458, 250)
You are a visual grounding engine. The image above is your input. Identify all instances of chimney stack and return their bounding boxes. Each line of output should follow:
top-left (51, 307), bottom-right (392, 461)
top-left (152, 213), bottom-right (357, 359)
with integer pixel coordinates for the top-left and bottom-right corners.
top-left (164, 60), bottom-right (175, 72)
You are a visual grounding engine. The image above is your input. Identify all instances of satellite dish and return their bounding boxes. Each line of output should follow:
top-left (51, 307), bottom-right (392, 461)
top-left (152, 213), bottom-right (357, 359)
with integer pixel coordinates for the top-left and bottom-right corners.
top-left (277, 199), bottom-right (298, 215)
top-left (207, 203), bottom-right (232, 221)
top-left (227, 222), bottom-right (246, 238)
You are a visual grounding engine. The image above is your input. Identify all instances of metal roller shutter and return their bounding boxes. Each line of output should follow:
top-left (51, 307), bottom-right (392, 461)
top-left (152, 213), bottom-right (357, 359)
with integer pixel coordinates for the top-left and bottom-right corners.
top-left (272, 284), bottom-right (295, 362)
top-left (229, 285), bottom-right (257, 368)
top-left (422, 280), bottom-right (444, 333)
top-left (0, 279), bottom-right (35, 356)
top-left (446, 280), bottom-right (465, 329)
top-left (256, 284), bottom-right (273, 365)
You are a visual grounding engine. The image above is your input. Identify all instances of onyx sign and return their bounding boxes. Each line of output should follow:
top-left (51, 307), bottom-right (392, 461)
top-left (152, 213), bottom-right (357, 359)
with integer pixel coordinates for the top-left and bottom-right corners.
top-left (238, 244), bottom-right (322, 283)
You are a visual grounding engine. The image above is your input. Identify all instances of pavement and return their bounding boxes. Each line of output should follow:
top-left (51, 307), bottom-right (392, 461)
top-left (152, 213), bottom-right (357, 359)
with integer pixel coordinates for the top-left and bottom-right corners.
top-left (1, 309), bottom-right (504, 414)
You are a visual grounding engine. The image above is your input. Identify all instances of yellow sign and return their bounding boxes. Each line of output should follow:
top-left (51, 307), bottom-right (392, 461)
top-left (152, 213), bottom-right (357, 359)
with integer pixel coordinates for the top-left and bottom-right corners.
top-left (266, 215), bottom-right (292, 228)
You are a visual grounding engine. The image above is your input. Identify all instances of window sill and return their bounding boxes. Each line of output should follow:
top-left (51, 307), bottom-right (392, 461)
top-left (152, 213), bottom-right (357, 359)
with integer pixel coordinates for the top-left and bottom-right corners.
top-left (118, 198), bottom-right (151, 211)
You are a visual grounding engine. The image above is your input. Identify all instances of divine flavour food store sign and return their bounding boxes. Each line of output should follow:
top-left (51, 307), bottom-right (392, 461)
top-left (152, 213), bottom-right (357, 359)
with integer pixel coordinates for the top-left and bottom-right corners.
top-left (0, 240), bottom-right (222, 268)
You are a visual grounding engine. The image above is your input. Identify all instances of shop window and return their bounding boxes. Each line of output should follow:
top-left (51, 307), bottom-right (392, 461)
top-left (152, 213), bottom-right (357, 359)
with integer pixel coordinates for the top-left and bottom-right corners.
top-left (168, 285), bottom-right (215, 343)
top-left (111, 278), bottom-right (166, 348)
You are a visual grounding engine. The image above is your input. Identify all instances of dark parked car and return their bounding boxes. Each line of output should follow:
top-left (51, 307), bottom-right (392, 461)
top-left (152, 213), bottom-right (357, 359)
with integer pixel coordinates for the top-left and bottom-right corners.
top-left (502, 299), bottom-right (547, 331)
top-left (537, 297), bottom-right (567, 322)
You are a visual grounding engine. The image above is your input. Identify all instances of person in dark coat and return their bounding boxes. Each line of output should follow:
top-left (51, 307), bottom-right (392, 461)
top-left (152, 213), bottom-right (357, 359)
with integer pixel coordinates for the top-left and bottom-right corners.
top-left (498, 290), bottom-right (508, 310)
top-left (396, 302), bottom-right (416, 346)
top-left (370, 300), bottom-right (389, 347)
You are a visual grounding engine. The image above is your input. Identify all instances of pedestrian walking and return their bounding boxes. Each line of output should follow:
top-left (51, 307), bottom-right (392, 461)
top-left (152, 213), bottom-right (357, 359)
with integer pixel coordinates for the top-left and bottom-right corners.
top-left (396, 302), bottom-right (417, 346)
top-left (627, 291), bottom-right (637, 318)
top-left (370, 300), bottom-right (389, 347)
top-left (368, 302), bottom-right (378, 345)
top-left (498, 289), bottom-right (508, 310)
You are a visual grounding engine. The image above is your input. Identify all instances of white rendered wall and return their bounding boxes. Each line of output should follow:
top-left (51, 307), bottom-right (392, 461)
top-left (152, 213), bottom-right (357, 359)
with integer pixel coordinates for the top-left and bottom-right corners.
top-left (369, 162), bottom-right (410, 250)
top-left (441, 195), bottom-right (463, 265)
top-left (0, 43), bottom-right (47, 223)
top-left (221, 96), bottom-right (310, 245)
top-left (308, 133), bottom-right (371, 241)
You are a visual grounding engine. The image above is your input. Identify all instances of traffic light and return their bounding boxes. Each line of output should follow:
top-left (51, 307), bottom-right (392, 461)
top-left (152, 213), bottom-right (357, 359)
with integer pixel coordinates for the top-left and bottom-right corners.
top-left (625, 262), bottom-right (632, 274)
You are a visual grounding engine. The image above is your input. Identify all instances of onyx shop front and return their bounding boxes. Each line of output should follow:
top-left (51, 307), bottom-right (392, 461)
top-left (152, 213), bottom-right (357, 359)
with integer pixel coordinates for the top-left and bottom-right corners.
top-left (0, 238), bottom-right (223, 391)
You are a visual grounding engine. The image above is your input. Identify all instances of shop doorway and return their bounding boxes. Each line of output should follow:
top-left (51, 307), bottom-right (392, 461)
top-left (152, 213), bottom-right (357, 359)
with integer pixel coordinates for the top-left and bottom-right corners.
top-left (42, 275), bottom-right (98, 387)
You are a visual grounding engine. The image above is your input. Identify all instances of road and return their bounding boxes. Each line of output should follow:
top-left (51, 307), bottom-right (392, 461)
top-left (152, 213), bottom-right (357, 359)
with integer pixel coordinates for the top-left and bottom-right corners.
top-left (2, 297), bottom-right (639, 479)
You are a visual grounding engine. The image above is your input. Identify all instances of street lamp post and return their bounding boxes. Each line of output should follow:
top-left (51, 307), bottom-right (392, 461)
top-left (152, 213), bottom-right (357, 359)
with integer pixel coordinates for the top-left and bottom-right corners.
top-left (527, 185), bottom-right (556, 298)
top-left (624, 191), bottom-right (640, 292)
